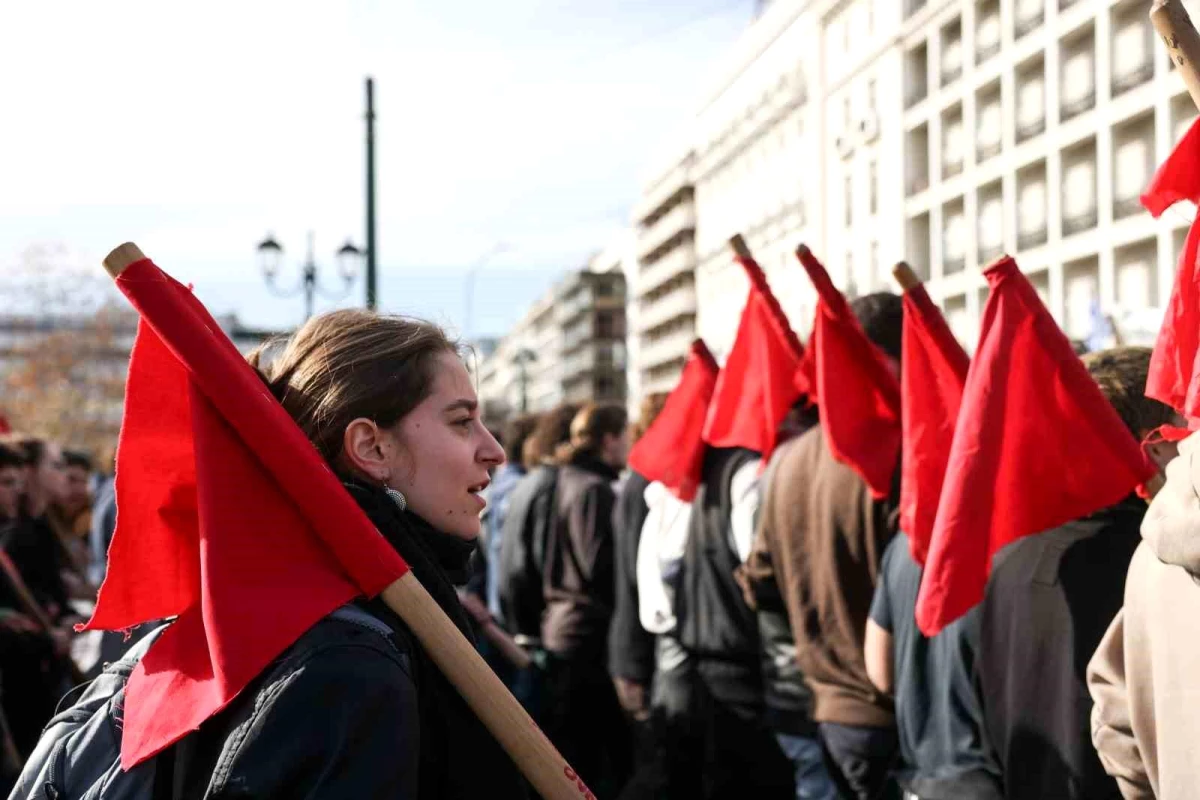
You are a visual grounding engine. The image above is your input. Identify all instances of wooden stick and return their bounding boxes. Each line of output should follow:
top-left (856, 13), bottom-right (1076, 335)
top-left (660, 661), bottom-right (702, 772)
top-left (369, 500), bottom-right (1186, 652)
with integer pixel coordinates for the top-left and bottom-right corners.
top-left (892, 262), bottom-right (921, 292)
top-left (102, 242), bottom-right (588, 800)
top-left (383, 573), bottom-right (588, 799)
top-left (1153, 0), bottom-right (1200, 112)
top-left (103, 242), bottom-right (145, 277)
top-left (729, 234), bottom-right (753, 262)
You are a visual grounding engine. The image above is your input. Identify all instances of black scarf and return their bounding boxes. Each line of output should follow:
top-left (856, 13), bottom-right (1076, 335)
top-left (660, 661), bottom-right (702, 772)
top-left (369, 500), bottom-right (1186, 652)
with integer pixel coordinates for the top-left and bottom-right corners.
top-left (344, 481), bottom-right (529, 800)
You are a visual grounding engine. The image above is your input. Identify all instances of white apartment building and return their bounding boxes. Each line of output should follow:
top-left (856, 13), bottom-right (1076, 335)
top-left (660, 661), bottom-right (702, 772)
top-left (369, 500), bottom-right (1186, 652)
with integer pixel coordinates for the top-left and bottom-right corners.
top-left (630, 0), bottom-right (1197, 387)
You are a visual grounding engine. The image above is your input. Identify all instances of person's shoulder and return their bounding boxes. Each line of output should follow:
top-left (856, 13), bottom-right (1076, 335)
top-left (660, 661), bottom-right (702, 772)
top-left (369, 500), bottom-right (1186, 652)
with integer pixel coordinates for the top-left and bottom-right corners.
top-left (266, 613), bottom-right (416, 695)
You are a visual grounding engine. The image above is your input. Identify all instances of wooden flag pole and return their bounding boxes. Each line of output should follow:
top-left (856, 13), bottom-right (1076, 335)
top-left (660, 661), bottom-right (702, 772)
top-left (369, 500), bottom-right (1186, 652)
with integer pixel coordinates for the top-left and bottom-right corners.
top-left (102, 243), bottom-right (593, 800)
top-left (892, 262), bottom-right (921, 292)
top-left (1152, 0), bottom-right (1200, 112)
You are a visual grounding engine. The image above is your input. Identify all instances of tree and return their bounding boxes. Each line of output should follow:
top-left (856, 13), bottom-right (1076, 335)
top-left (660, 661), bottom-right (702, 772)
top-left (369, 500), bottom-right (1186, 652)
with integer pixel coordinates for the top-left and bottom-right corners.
top-left (0, 244), bottom-right (132, 457)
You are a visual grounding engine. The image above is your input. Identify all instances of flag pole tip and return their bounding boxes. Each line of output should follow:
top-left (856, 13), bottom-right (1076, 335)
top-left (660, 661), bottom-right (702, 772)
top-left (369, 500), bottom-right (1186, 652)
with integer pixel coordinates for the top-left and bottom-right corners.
top-left (892, 262), bottom-right (922, 291)
top-left (795, 243), bottom-right (811, 258)
top-left (728, 234), bottom-right (753, 261)
top-left (103, 243), bottom-right (146, 278)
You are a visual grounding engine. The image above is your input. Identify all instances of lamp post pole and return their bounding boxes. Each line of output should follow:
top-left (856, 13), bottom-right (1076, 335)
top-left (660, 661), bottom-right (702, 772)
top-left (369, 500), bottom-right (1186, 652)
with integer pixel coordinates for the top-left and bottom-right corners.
top-left (365, 76), bottom-right (378, 310)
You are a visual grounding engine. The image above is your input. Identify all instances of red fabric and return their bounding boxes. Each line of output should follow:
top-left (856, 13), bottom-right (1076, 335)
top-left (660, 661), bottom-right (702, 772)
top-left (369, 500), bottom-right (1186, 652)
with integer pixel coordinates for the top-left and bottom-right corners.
top-left (899, 284), bottom-right (970, 565)
top-left (795, 248), bottom-right (902, 499)
top-left (915, 257), bottom-right (1157, 635)
top-left (1144, 117), bottom-right (1200, 424)
top-left (627, 340), bottom-right (719, 501)
top-left (83, 258), bottom-right (408, 767)
top-left (702, 256), bottom-right (805, 461)
top-left (0, 413), bottom-right (9, 434)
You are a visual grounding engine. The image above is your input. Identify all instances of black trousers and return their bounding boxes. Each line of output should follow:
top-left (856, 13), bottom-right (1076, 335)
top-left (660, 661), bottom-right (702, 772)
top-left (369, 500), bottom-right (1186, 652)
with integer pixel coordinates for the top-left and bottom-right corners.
top-left (540, 652), bottom-right (632, 798)
top-left (818, 721), bottom-right (901, 800)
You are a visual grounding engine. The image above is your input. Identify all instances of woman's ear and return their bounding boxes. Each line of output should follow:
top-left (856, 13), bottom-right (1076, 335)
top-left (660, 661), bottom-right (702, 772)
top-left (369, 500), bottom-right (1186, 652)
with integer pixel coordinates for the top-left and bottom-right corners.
top-left (342, 418), bottom-right (390, 482)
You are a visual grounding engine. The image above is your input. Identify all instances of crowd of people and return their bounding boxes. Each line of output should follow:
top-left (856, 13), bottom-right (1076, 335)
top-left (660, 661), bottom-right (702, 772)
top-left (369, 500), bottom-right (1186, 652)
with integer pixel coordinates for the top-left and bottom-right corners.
top-left (2, 288), bottom-right (1199, 800)
top-left (467, 293), bottom-right (1198, 800)
top-left (0, 434), bottom-right (116, 789)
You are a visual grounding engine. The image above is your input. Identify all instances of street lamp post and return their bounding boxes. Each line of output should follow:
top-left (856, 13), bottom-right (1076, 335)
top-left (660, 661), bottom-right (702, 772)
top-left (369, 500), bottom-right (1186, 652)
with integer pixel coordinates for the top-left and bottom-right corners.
top-left (463, 242), bottom-right (513, 340)
top-left (513, 348), bottom-right (537, 413)
top-left (257, 231), bottom-right (365, 323)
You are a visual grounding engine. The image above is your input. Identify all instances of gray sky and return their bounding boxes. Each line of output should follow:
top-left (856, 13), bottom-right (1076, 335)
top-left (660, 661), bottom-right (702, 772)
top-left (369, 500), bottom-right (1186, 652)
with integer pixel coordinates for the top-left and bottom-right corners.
top-left (1, 1), bottom-right (753, 335)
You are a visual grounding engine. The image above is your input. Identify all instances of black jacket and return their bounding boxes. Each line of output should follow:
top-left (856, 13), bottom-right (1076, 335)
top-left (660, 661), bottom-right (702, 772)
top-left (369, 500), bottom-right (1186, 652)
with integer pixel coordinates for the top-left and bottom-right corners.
top-left (609, 470), bottom-right (654, 684)
top-left (170, 484), bottom-right (528, 799)
top-left (497, 464), bottom-right (558, 641)
top-left (977, 496), bottom-right (1145, 800)
top-left (541, 454), bottom-right (619, 658)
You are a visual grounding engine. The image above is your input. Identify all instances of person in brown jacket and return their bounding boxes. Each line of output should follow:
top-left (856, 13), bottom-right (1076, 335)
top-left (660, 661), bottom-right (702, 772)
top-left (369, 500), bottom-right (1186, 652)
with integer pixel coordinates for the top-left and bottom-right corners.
top-left (539, 402), bottom-right (632, 797)
top-left (743, 292), bottom-right (903, 800)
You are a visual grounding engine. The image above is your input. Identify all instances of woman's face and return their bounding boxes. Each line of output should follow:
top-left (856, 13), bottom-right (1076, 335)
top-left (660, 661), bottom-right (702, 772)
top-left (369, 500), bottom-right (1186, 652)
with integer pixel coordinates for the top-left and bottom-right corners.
top-left (382, 353), bottom-right (504, 540)
top-left (34, 443), bottom-right (67, 504)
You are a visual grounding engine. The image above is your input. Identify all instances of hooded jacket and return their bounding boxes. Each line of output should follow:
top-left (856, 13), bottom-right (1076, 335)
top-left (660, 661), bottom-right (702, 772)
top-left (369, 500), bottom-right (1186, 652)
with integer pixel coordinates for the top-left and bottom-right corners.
top-left (168, 483), bottom-right (528, 800)
top-left (1088, 432), bottom-right (1200, 800)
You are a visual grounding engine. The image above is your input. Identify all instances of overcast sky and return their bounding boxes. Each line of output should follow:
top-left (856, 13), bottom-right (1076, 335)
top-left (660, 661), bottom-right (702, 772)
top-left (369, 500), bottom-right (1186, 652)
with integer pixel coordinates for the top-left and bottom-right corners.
top-left (0, 1), bottom-right (752, 335)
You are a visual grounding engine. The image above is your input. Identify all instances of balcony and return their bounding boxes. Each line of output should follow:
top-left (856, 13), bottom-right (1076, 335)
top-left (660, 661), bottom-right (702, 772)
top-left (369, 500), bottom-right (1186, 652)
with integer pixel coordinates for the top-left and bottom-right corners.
top-left (638, 284), bottom-right (697, 334)
top-left (941, 59), bottom-right (963, 87)
top-left (944, 159), bottom-right (964, 178)
top-left (1017, 117), bottom-right (1046, 143)
top-left (1018, 226), bottom-right (1049, 250)
top-left (977, 140), bottom-right (1002, 163)
top-left (1061, 90), bottom-right (1096, 122)
top-left (979, 243), bottom-right (1005, 263)
top-left (907, 175), bottom-right (930, 196)
top-left (639, 329), bottom-right (695, 370)
top-left (1015, 10), bottom-right (1042, 39)
top-left (1114, 195), bottom-right (1144, 219)
top-left (1063, 207), bottom-right (1099, 236)
top-left (637, 202), bottom-right (696, 262)
top-left (977, 39), bottom-right (1001, 65)
top-left (1112, 62), bottom-right (1154, 96)
top-left (638, 241), bottom-right (697, 297)
top-left (906, 85), bottom-right (928, 109)
top-left (944, 255), bottom-right (967, 274)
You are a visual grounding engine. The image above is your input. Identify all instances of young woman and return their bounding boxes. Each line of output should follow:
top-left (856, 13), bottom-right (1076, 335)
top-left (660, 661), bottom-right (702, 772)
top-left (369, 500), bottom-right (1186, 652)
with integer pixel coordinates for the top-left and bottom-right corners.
top-left (166, 309), bottom-right (528, 798)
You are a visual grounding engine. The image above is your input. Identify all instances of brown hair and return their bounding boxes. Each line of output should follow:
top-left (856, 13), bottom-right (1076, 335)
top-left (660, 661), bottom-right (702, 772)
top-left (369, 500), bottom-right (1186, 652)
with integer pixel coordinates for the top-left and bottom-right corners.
top-left (1, 433), bottom-right (47, 468)
top-left (523, 404), bottom-right (580, 468)
top-left (849, 292), bottom-right (904, 362)
top-left (1082, 347), bottom-right (1177, 439)
top-left (558, 403), bottom-right (628, 465)
top-left (501, 413), bottom-right (540, 466)
top-left (248, 309), bottom-right (460, 467)
top-left (632, 392), bottom-right (669, 442)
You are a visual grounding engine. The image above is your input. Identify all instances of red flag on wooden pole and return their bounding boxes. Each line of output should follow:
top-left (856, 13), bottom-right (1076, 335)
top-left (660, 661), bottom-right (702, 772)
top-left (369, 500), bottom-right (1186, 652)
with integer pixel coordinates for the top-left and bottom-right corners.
top-left (795, 245), bottom-right (901, 499)
top-left (915, 256), bottom-right (1157, 636)
top-left (627, 340), bottom-right (719, 501)
top-left (895, 265), bottom-right (970, 564)
top-left (1143, 116), bottom-right (1200, 425)
top-left (702, 237), bottom-right (805, 461)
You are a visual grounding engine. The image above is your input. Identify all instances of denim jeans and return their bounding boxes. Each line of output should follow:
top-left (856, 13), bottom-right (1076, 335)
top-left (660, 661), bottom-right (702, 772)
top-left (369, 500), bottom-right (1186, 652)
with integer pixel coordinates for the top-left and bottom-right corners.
top-left (775, 733), bottom-right (840, 800)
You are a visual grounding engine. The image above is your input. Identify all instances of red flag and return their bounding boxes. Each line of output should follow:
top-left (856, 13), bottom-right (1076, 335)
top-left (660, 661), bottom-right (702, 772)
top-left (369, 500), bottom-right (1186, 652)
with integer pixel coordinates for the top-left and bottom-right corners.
top-left (1144, 117), bottom-right (1200, 424)
top-left (0, 413), bottom-right (9, 434)
top-left (899, 284), bottom-right (970, 564)
top-left (795, 246), bottom-right (901, 499)
top-left (702, 255), bottom-right (805, 460)
top-left (627, 340), bottom-right (718, 501)
top-left (85, 258), bottom-right (408, 767)
top-left (915, 256), bottom-right (1157, 635)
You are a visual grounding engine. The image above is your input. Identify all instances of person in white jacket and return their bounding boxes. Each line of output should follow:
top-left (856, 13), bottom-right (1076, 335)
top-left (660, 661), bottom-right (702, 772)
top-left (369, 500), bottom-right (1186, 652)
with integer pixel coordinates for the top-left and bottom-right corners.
top-left (1088, 426), bottom-right (1194, 799)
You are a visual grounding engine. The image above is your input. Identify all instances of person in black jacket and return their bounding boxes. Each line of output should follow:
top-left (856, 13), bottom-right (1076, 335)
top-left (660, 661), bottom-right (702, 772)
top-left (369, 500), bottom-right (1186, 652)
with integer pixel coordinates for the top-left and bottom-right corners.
top-left (540, 402), bottom-right (632, 797)
top-left (164, 309), bottom-right (528, 798)
top-left (974, 347), bottom-right (1180, 800)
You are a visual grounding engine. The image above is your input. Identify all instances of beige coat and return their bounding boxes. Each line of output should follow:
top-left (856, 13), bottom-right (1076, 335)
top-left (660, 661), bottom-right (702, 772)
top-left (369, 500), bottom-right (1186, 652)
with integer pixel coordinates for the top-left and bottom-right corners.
top-left (1088, 432), bottom-right (1200, 799)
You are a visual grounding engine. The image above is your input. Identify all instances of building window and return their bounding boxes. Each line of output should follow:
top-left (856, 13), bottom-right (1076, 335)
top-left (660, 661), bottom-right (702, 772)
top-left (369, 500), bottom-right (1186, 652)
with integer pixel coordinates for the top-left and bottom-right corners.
top-left (1112, 5), bottom-right (1154, 95)
top-left (1114, 114), bottom-right (1155, 218)
top-left (1015, 0), bottom-right (1043, 38)
top-left (845, 174), bottom-right (854, 226)
top-left (977, 183), bottom-right (1004, 263)
top-left (943, 105), bottom-right (965, 177)
top-left (944, 198), bottom-right (966, 273)
top-left (977, 0), bottom-right (1001, 64)
top-left (868, 159), bottom-right (878, 215)
top-left (1060, 27), bottom-right (1096, 121)
top-left (907, 124), bottom-right (930, 196)
top-left (941, 18), bottom-right (963, 86)
top-left (1017, 162), bottom-right (1049, 250)
top-left (1016, 57), bottom-right (1046, 141)
top-left (977, 84), bottom-right (1002, 162)
top-left (1062, 140), bottom-right (1099, 236)
top-left (596, 311), bottom-right (615, 338)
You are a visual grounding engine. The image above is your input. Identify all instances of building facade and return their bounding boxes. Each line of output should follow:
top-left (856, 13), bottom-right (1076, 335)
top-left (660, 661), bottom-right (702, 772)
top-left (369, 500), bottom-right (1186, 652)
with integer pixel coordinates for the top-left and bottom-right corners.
top-left (629, 0), bottom-right (1194, 385)
top-left (476, 259), bottom-right (628, 424)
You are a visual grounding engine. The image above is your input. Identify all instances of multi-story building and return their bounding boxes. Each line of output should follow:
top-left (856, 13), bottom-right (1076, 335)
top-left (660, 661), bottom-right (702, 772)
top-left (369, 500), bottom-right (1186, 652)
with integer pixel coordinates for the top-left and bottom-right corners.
top-left (632, 150), bottom-right (700, 395)
top-left (476, 257), bottom-right (628, 423)
top-left (630, 0), bottom-right (1195, 386)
